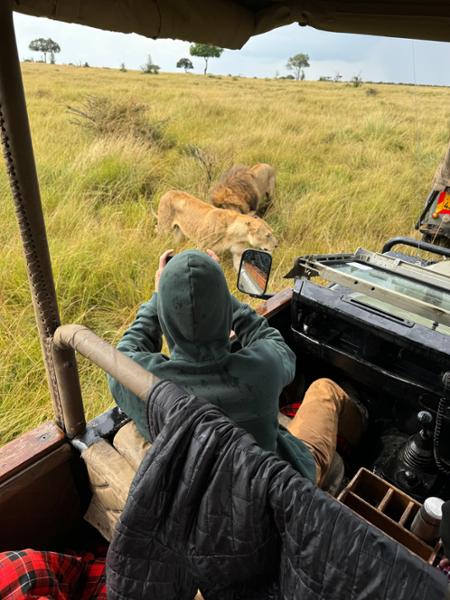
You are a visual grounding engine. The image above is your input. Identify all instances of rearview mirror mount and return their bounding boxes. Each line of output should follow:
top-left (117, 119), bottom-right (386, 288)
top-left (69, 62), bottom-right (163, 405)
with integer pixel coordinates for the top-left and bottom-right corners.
top-left (237, 249), bottom-right (272, 298)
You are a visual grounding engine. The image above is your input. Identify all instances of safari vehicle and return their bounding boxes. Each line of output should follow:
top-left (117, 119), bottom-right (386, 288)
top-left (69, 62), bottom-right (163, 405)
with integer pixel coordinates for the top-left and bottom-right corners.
top-left (2, 0), bottom-right (450, 592)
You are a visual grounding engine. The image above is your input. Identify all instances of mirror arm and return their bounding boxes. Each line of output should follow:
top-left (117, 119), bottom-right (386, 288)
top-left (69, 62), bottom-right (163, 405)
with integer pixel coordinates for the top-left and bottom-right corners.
top-left (248, 293), bottom-right (273, 300)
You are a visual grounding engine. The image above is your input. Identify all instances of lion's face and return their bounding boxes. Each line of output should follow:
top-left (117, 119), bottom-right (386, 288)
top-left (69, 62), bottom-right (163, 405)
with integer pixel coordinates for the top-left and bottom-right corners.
top-left (246, 217), bottom-right (278, 252)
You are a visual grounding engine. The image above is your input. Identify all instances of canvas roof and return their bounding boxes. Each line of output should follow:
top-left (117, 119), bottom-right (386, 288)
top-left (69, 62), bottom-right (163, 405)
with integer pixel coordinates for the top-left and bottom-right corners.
top-left (12, 1), bottom-right (450, 49)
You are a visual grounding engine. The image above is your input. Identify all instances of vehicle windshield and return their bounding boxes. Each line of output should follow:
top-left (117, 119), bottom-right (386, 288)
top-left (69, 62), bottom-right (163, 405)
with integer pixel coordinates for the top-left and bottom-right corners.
top-left (349, 292), bottom-right (450, 335)
top-left (337, 261), bottom-right (450, 312)
top-left (333, 260), bottom-right (450, 333)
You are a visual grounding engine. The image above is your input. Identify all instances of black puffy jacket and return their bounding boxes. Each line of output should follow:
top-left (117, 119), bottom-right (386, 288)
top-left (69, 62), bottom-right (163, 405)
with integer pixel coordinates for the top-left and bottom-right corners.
top-left (106, 381), bottom-right (448, 600)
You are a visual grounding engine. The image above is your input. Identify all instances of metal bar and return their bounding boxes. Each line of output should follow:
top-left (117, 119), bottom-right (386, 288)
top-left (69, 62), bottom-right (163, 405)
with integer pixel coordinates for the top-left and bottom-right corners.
top-left (382, 236), bottom-right (450, 259)
top-left (310, 261), bottom-right (450, 327)
top-left (53, 325), bottom-right (159, 401)
top-left (415, 190), bottom-right (438, 230)
top-left (0, 2), bottom-right (84, 436)
top-left (354, 248), bottom-right (450, 291)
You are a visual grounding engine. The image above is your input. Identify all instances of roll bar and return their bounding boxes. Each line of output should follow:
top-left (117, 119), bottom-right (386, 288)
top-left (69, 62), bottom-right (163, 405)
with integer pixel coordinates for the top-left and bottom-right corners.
top-left (53, 325), bottom-right (159, 402)
top-left (382, 236), bottom-right (450, 259)
top-left (1, 6), bottom-right (160, 440)
top-left (0, 2), bottom-right (84, 437)
top-left (52, 324), bottom-right (160, 439)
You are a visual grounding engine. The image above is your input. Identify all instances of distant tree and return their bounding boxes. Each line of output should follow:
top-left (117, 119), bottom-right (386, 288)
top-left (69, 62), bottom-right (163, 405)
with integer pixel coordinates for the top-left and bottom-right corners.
top-left (141, 54), bottom-right (160, 74)
top-left (286, 53), bottom-right (310, 81)
top-left (47, 39), bottom-right (60, 64)
top-left (334, 72), bottom-right (343, 83)
top-left (351, 74), bottom-right (363, 87)
top-left (29, 38), bottom-right (47, 62)
top-left (176, 58), bottom-right (194, 73)
top-left (120, 62), bottom-right (127, 72)
top-left (189, 43), bottom-right (223, 75)
top-left (319, 76), bottom-right (332, 81)
top-left (29, 38), bottom-right (60, 64)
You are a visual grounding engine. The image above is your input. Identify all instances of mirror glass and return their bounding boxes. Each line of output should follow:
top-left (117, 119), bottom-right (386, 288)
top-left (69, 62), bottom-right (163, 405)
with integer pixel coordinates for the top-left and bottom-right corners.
top-left (237, 249), bottom-right (272, 296)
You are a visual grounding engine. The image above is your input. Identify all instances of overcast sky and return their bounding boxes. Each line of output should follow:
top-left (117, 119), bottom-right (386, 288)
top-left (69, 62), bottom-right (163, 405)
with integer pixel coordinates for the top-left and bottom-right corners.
top-left (13, 12), bottom-right (450, 85)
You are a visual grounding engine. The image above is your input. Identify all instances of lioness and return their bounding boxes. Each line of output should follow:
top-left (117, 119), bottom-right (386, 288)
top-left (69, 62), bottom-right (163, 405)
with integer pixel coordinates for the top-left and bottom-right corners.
top-left (210, 163), bottom-right (275, 216)
top-left (157, 190), bottom-right (278, 270)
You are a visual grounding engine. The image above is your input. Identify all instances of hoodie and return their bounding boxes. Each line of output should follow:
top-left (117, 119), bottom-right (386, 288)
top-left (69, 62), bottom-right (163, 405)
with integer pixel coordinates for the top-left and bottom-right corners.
top-left (108, 250), bottom-right (315, 481)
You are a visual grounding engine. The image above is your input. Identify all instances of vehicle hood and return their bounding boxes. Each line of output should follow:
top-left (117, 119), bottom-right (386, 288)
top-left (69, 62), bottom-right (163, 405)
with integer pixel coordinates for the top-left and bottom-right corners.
top-left (157, 250), bottom-right (233, 363)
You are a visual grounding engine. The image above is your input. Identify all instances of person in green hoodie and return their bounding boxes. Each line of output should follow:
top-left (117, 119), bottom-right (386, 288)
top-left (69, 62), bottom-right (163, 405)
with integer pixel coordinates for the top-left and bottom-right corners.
top-left (108, 248), bottom-right (365, 485)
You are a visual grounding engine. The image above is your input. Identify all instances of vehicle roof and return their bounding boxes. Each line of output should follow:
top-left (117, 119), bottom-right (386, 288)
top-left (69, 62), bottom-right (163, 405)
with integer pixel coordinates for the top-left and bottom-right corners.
top-left (12, 1), bottom-right (450, 49)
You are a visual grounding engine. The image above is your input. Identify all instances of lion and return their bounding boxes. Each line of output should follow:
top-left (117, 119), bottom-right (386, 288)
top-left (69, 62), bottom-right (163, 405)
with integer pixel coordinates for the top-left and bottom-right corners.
top-left (209, 163), bottom-right (275, 216)
top-left (157, 190), bottom-right (278, 271)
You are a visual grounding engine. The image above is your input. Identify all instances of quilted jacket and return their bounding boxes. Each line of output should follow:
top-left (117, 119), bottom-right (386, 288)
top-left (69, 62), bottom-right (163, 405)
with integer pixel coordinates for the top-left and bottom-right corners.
top-left (106, 380), bottom-right (449, 600)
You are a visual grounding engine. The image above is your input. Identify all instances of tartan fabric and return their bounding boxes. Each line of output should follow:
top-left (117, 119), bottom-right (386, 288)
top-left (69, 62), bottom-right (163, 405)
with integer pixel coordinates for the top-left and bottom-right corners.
top-left (0, 548), bottom-right (107, 600)
top-left (81, 551), bottom-right (107, 600)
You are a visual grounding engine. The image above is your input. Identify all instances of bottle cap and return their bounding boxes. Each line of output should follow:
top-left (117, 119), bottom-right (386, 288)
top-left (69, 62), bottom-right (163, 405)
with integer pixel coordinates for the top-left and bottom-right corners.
top-left (423, 497), bottom-right (444, 522)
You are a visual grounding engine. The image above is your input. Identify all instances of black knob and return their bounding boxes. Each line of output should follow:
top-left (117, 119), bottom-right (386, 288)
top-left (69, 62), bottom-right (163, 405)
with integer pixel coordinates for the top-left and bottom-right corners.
top-left (417, 411), bottom-right (433, 427)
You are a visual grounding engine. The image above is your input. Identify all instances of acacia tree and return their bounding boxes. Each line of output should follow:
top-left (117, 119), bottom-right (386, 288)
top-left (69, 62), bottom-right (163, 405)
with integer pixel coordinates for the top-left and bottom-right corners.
top-left (29, 38), bottom-right (60, 63)
top-left (189, 43), bottom-right (223, 75)
top-left (141, 54), bottom-right (160, 74)
top-left (286, 53), bottom-right (310, 81)
top-left (176, 58), bottom-right (194, 73)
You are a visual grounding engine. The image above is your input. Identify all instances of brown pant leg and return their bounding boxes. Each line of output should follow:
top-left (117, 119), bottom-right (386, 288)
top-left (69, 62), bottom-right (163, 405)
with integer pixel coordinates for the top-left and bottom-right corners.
top-left (287, 378), bottom-right (348, 485)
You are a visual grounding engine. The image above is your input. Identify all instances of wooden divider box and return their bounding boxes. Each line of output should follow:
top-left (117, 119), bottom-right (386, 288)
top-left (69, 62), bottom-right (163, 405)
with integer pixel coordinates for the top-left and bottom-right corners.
top-left (338, 468), bottom-right (441, 564)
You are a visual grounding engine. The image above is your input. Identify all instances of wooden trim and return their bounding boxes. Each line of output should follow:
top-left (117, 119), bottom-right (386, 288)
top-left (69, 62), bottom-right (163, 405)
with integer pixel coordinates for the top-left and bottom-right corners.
top-left (256, 288), bottom-right (293, 318)
top-left (0, 422), bottom-right (65, 484)
top-left (0, 444), bottom-right (72, 505)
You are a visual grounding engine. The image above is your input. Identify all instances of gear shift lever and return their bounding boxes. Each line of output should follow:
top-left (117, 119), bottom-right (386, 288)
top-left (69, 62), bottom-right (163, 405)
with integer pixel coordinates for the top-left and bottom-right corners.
top-left (401, 411), bottom-right (435, 471)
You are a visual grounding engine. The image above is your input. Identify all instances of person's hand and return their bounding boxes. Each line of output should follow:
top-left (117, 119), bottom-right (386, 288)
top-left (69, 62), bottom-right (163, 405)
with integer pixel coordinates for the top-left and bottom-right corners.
top-left (206, 249), bottom-right (220, 263)
top-left (155, 249), bottom-right (174, 292)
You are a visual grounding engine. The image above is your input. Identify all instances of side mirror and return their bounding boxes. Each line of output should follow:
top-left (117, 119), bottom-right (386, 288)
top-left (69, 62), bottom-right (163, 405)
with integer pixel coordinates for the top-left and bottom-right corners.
top-left (237, 249), bottom-right (272, 298)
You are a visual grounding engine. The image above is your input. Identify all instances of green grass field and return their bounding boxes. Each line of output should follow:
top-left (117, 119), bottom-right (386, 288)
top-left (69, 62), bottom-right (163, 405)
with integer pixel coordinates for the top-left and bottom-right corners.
top-left (1, 62), bottom-right (450, 445)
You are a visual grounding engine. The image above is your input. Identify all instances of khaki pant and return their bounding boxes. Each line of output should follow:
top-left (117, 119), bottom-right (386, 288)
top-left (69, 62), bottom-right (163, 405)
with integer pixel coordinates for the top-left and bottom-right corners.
top-left (287, 378), bottom-right (362, 486)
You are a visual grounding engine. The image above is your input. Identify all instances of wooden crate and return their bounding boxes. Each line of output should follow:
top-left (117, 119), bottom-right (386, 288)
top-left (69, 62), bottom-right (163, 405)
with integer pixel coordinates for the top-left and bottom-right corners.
top-left (338, 468), bottom-right (441, 564)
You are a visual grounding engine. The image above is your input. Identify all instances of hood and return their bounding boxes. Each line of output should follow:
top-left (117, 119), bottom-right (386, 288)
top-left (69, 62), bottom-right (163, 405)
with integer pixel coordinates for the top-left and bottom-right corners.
top-left (157, 250), bottom-right (233, 362)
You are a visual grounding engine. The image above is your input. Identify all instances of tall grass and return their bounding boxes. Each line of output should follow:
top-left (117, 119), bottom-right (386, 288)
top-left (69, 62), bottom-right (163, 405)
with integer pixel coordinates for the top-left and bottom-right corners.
top-left (1, 63), bottom-right (450, 444)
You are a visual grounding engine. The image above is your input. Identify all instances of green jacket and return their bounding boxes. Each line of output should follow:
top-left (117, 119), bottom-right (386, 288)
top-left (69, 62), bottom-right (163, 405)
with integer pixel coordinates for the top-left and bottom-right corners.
top-left (108, 250), bottom-right (316, 482)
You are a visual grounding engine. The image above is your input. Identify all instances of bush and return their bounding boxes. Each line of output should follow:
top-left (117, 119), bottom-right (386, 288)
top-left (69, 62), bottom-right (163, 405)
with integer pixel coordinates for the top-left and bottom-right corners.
top-left (182, 144), bottom-right (221, 193)
top-left (366, 87), bottom-right (379, 96)
top-left (67, 95), bottom-right (174, 149)
top-left (351, 74), bottom-right (363, 87)
top-left (71, 136), bottom-right (161, 203)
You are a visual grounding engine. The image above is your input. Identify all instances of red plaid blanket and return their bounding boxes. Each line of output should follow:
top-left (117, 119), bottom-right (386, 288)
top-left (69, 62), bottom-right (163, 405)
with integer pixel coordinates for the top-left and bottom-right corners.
top-left (0, 548), bottom-right (106, 599)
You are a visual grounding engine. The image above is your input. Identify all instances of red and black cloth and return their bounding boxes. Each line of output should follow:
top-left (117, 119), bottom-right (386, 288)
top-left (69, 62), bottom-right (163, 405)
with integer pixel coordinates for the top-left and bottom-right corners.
top-left (0, 548), bottom-right (106, 599)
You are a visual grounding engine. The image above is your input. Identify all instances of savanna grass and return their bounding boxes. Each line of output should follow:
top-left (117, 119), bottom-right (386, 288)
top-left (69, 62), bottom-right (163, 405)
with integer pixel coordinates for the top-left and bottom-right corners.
top-left (1, 62), bottom-right (450, 444)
